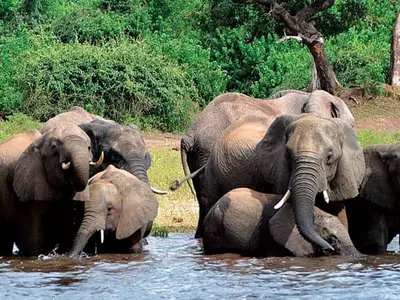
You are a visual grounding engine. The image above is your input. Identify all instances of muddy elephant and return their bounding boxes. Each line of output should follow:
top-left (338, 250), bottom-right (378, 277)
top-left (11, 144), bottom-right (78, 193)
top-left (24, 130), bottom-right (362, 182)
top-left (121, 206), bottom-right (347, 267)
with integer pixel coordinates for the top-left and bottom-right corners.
top-left (0, 129), bottom-right (42, 255)
top-left (203, 188), bottom-right (360, 257)
top-left (178, 90), bottom-right (354, 234)
top-left (0, 123), bottom-right (103, 256)
top-left (69, 165), bottom-right (158, 256)
top-left (40, 106), bottom-right (105, 133)
top-left (345, 143), bottom-right (400, 254)
top-left (195, 114), bottom-right (365, 252)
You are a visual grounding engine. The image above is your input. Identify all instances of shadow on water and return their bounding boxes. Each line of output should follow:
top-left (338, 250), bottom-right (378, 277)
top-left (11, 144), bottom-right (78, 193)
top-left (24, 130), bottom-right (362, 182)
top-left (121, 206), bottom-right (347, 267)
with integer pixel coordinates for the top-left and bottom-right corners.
top-left (1, 234), bottom-right (400, 299)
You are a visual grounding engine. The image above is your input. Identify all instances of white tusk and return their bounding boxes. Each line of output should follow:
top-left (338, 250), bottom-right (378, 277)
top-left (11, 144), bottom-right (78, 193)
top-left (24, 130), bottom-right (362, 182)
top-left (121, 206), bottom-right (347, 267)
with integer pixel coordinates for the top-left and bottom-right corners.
top-left (151, 186), bottom-right (168, 195)
top-left (61, 162), bottom-right (71, 170)
top-left (100, 230), bottom-right (104, 244)
top-left (274, 190), bottom-right (291, 210)
top-left (323, 190), bottom-right (330, 203)
top-left (90, 151), bottom-right (104, 168)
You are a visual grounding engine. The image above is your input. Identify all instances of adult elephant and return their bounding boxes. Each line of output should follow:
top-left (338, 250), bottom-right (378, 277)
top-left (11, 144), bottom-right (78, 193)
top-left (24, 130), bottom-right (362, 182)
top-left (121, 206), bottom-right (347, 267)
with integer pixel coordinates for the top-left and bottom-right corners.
top-left (345, 143), bottom-right (400, 254)
top-left (40, 106), bottom-right (105, 133)
top-left (177, 90), bottom-right (354, 235)
top-left (79, 119), bottom-right (166, 195)
top-left (195, 114), bottom-right (365, 251)
top-left (69, 165), bottom-right (158, 256)
top-left (203, 188), bottom-right (360, 257)
top-left (1, 123), bottom-right (103, 256)
top-left (0, 129), bottom-right (41, 255)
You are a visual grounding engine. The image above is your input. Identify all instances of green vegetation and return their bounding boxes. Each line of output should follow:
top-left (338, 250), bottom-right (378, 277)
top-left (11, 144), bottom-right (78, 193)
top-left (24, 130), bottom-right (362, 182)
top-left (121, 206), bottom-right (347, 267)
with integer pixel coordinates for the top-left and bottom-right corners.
top-left (0, 0), bottom-right (399, 131)
top-left (147, 146), bottom-right (198, 233)
top-left (0, 114), bottom-right (42, 143)
top-left (357, 130), bottom-right (400, 148)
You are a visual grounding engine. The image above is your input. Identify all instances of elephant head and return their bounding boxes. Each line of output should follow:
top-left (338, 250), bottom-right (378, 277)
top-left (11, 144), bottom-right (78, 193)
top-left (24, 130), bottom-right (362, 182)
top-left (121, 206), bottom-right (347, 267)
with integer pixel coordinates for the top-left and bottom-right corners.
top-left (302, 90), bottom-right (354, 126)
top-left (79, 120), bottom-right (151, 184)
top-left (13, 122), bottom-right (100, 201)
top-left (256, 114), bottom-right (365, 251)
top-left (269, 202), bottom-right (360, 256)
top-left (358, 144), bottom-right (400, 209)
top-left (69, 165), bottom-right (158, 256)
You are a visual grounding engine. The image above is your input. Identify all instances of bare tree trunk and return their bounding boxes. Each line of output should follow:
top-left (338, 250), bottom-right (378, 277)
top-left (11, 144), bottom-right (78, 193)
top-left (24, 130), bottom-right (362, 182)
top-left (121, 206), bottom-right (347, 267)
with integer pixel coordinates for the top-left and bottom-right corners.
top-left (308, 41), bottom-right (338, 94)
top-left (308, 61), bottom-right (318, 92)
top-left (391, 13), bottom-right (400, 87)
top-left (249, 0), bottom-right (338, 95)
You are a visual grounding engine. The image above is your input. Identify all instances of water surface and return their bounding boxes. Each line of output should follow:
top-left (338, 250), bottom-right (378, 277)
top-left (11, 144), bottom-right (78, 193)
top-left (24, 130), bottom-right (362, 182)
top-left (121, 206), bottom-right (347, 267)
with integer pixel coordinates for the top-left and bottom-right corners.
top-left (1, 234), bottom-right (400, 299)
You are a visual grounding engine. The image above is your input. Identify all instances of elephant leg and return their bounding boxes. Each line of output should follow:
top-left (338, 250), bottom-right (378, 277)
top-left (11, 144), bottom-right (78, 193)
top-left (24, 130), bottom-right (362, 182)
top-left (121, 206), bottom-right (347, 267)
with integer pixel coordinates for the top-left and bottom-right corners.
top-left (346, 198), bottom-right (388, 254)
top-left (0, 224), bottom-right (14, 256)
top-left (194, 173), bottom-right (211, 238)
top-left (316, 196), bottom-right (348, 230)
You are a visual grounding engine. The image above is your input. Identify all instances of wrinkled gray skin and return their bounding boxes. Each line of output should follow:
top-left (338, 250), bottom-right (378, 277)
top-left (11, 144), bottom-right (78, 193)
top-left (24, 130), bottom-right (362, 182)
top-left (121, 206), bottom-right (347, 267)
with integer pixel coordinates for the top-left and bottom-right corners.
top-left (346, 143), bottom-right (400, 254)
top-left (69, 165), bottom-right (158, 256)
top-left (40, 106), bottom-right (106, 133)
top-left (203, 188), bottom-right (360, 257)
top-left (203, 114), bottom-right (365, 252)
top-left (0, 123), bottom-right (92, 256)
top-left (180, 90), bottom-right (354, 237)
top-left (0, 130), bottom-right (41, 255)
top-left (79, 120), bottom-right (151, 183)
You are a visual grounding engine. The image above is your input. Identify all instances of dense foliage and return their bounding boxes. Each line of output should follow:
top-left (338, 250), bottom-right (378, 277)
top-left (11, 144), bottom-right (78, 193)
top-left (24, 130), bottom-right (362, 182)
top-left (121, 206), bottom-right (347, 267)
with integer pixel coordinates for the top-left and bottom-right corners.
top-left (0, 0), bottom-right (399, 131)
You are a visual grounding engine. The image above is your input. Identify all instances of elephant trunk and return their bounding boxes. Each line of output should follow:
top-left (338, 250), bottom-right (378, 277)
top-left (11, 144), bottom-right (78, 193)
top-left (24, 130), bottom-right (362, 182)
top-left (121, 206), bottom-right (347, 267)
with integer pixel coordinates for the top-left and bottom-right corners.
top-left (125, 155), bottom-right (149, 184)
top-left (69, 203), bottom-right (103, 257)
top-left (64, 137), bottom-right (90, 191)
top-left (291, 155), bottom-right (334, 252)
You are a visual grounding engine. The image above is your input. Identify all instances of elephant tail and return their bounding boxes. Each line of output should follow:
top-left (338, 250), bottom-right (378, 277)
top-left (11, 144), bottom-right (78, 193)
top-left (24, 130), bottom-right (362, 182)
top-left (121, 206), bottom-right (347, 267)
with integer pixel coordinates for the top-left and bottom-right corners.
top-left (170, 165), bottom-right (205, 192)
top-left (179, 136), bottom-right (196, 196)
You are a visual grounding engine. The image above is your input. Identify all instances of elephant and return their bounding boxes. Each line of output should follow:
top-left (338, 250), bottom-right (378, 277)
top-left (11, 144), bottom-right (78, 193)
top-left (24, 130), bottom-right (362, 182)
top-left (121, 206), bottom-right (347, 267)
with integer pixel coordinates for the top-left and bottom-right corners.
top-left (78, 119), bottom-right (167, 195)
top-left (177, 90), bottom-right (354, 237)
top-left (345, 143), bottom-right (400, 254)
top-left (69, 165), bottom-right (158, 256)
top-left (188, 113), bottom-right (365, 252)
top-left (0, 122), bottom-right (103, 256)
top-left (203, 188), bottom-right (361, 257)
top-left (0, 129), bottom-right (41, 255)
top-left (40, 106), bottom-right (105, 133)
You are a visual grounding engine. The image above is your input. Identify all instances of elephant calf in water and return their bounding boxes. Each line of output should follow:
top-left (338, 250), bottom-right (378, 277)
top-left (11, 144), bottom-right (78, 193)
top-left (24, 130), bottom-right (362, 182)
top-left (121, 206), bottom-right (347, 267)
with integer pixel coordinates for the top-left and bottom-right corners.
top-left (203, 188), bottom-right (361, 257)
top-left (69, 165), bottom-right (159, 256)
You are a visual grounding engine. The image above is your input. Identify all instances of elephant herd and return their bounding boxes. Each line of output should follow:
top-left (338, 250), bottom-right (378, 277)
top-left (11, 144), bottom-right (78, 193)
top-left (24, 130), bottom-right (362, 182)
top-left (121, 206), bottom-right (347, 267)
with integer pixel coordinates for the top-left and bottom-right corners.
top-left (2, 89), bottom-right (400, 259)
top-left (174, 89), bottom-right (400, 257)
top-left (0, 107), bottom-right (162, 257)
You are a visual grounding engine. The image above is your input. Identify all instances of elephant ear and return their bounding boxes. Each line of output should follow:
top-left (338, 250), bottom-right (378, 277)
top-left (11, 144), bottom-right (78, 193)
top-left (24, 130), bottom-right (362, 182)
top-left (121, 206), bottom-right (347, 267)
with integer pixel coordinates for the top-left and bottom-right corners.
top-left (359, 146), bottom-right (399, 209)
top-left (269, 202), bottom-right (314, 256)
top-left (256, 114), bottom-right (299, 194)
top-left (102, 167), bottom-right (158, 239)
top-left (13, 139), bottom-right (60, 201)
top-left (328, 119), bottom-right (365, 201)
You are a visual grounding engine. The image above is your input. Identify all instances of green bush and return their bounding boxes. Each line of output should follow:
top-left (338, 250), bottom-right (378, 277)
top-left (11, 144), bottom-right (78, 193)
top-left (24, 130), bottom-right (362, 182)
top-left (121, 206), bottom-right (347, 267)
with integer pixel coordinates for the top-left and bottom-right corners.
top-left (18, 41), bottom-right (199, 132)
top-left (146, 32), bottom-right (228, 107)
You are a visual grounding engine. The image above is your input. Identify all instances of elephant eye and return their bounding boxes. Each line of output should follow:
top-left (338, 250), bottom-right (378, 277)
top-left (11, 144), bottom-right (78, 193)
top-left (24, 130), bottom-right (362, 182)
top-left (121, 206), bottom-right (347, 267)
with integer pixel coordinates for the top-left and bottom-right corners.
top-left (327, 151), bottom-right (334, 164)
top-left (107, 204), bottom-right (113, 212)
top-left (88, 146), bottom-right (91, 151)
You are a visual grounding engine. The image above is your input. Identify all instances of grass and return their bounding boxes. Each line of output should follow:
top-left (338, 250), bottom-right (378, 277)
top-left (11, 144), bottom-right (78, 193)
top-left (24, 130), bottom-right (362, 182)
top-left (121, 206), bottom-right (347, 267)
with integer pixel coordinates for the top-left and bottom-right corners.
top-left (357, 130), bottom-right (400, 148)
top-left (147, 146), bottom-right (197, 236)
top-left (0, 114), bottom-right (42, 143)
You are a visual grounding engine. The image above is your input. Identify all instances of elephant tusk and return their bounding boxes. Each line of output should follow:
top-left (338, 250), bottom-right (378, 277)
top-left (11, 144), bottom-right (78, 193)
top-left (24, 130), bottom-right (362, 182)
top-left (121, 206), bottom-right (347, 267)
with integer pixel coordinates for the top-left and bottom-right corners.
top-left (90, 151), bottom-right (104, 168)
top-left (323, 190), bottom-right (330, 203)
top-left (151, 186), bottom-right (169, 195)
top-left (61, 162), bottom-right (71, 170)
top-left (274, 189), bottom-right (291, 210)
top-left (100, 230), bottom-right (104, 244)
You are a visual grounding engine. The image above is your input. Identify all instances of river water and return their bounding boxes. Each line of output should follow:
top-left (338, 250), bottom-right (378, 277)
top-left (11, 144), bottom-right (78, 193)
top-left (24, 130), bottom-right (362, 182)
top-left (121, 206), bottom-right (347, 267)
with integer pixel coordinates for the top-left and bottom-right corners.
top-left (1, 234), bottom-right (400, 299)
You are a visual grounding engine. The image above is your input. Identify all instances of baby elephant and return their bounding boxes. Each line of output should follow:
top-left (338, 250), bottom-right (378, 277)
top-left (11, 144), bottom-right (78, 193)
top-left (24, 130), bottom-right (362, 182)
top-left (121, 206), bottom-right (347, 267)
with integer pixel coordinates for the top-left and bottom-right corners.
top-left (203, 188), bottom-right (360, 257)
top-left (69, 165), bottom-right (158, 256)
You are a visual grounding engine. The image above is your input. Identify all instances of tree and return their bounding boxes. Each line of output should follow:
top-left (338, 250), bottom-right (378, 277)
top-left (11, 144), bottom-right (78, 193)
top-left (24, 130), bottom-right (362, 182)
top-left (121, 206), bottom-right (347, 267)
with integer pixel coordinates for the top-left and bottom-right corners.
top-left (391, 13), bottom-right (400, 88)
top-left (248, 0), bottom-right (339, 95)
